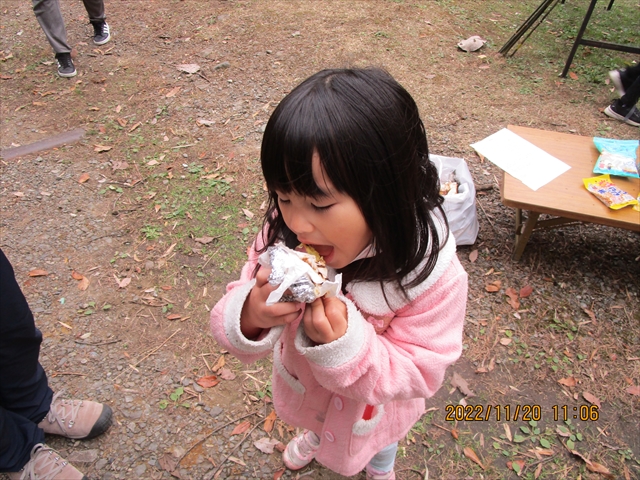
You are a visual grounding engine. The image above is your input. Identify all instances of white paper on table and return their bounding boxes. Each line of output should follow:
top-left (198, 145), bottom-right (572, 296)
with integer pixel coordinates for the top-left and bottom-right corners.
top-left (470, 128), bottom-right (571, 191)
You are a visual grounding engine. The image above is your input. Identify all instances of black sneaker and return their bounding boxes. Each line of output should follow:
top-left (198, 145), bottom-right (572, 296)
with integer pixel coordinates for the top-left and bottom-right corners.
top-left (91, 20), bottom-right (111, 45)
top-left (604, 99), bottom-right (640, 127)
top-left (55, 52), bottom-right (77, 78)
top-left (608, 69), bottom-right (632, 97)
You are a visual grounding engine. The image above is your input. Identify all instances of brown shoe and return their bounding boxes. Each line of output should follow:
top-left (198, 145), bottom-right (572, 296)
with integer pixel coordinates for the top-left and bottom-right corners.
top-left (38, 391), bottom-right (113, 440)
top-left (7, 443), bottom-right (87, 480)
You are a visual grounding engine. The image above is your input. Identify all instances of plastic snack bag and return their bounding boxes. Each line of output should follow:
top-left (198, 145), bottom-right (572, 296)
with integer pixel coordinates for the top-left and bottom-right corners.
top-left (583, 174), bottom-right (638, 210)
top-left (258, 243), bottom-right (342, 306)
top-left (592, 137), bottom-right (639, 178)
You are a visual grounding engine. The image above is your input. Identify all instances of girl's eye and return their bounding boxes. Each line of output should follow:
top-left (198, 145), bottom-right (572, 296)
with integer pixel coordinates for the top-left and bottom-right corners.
top-left (278, 197), bottom-right (291, 205)
top-left (311, 203), bottom-right (333, 212)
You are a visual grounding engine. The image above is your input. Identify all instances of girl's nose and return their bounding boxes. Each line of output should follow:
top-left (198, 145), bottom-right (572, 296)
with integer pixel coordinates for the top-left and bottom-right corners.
top-left (286, 210), bottom-right (314, 235)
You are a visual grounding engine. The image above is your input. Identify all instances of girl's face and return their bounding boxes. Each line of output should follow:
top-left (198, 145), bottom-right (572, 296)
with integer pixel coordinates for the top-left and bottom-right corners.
top-left (275, 153), bottom-right (373, 269)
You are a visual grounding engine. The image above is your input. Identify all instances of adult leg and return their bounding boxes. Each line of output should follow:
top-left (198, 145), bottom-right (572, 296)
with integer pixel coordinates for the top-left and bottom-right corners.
top-left (81, 0), bottom-right (105, 22)
top-left (32, 0), bottom-right (71, 54)
top-left (620, 76), bottom-right (640, 107)
top-left (0, 249), bottom-right (51, 471)
top-left (0, 407), bottom-right (45, 472)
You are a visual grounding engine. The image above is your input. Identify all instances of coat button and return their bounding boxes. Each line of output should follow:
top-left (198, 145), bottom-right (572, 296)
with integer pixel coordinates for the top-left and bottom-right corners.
top-left (334, 397), bottom-right (343, 411)
top-left (324, 431), bottom-right (335, 442)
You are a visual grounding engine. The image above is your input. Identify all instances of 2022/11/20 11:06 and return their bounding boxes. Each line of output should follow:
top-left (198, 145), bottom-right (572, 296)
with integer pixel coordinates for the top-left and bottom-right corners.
top-left (444, 404), bottom-right (600, 422)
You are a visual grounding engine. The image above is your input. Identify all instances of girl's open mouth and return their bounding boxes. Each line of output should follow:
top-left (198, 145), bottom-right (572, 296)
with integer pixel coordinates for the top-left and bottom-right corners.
top-left (308, 244), bottom-right (334, 260)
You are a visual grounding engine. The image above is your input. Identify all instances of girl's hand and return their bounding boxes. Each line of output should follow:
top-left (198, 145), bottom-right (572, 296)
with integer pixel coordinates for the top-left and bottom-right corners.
top-left (302, 296), bottom-right (348, 345)
top-left (240, 267), bottom-right (303, 339)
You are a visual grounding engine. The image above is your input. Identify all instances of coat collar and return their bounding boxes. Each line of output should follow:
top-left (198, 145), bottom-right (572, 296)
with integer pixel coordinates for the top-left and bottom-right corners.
top-left (343, 218), bottom-right (456, 316)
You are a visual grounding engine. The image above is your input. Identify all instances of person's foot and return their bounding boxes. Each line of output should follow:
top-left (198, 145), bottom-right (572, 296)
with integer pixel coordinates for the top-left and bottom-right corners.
top-left (7, 444), bottom-right (87, 480)
top-left (604, 99), bottom-right (640, 127)
top-left (91, 20), bottom-right (111, 45)
top-left (282, 430), bottom-right (320, 470)
top-left (608, 68), bottom-right (634, 97)
top-left (365, 465), bottom-right (396, 480)
top-left (55, 53), bottom-right (76, 78)
top-left (38, 391), bottom-right (113, 440)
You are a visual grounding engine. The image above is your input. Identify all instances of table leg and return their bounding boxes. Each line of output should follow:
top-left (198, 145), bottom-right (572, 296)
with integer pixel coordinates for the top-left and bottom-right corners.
top-left (512, 209), bottom-right (541, 261)
top-left (560, 0), bottom-right (599, 77)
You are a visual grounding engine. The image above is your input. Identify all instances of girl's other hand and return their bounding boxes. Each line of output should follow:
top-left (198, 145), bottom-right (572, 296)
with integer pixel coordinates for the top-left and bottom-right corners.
top-left (302, 296), bottom-right (347, 345)
top-left (240, 266), bottom-right (303, 339)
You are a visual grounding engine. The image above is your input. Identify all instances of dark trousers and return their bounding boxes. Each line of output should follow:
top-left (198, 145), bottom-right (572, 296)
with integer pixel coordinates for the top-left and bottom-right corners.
top-left (621, 62), bottom-right (640, 107)
top-left (33, 0), bottom-right (106, 54)
top-left (0, 249), bottom-right (52, 472)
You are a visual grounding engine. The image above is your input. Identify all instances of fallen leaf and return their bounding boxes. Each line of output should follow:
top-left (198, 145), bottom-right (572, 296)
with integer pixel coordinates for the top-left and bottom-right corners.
top-left (582, 307), bottom-right (597, 323)
top-left (254, 436), bottom-right (280, 454)
top-left (166, 313), bottom-right (182, 321)
top-left (505, 287), bottom-right (520, 309)
top-left (586, 461), bottom-right (612, 476)
top-left (582, 391), bottom-right (601, 408)
top-left (78, 276), bottom-right (90, 291)
top-left (231, 420), bottom-right (251, 435)
top-left (114, 275), bottom-right (131, 288)
top-left (228, 456), bottom-right (246, 466)
top-left (451, 428), bottom-right (459, 440)
top-left (219, 368), bottom-right (236, 380)
top-left (451, 372), bottom-right (475, 397)
top-left (71, 271), bottom-right (84, 280)
top-left (499, 337), bottom-right (512, 346)
top-left (625, 385), bottom-right (640, 396)
top-left (569, 71), bottom-right (578, 80)
top-left (463, 446), bottom-right (484, 470)
top-left (485, 280), bottom-right (501, 292)
top-left (558, 377), bottom-right (578, 387)
top-left (508, 459), bottom-right (525, 474)
top-left (116, 117), bottom-right (128, 127)
top-left (273, 468), bottom-right (285, 480)
top-left (28, 269), bottom-right (49, 277)
top-left (111, 161), bottom-right (129, 171)
top-left (535, 463), bottom-right (542, 479)
top-left (196, 375), bottom-right (220, 388)
top-left (158, 452), bottom-right (178, 474)
top-left (242, 208), bottom-right (254, 219)
top-left (93, 144), bottom-right (112, 152)
top-left (469, 249), bottom-right (478, 262)
top-left (263, 410), bottom-right (278, 433)
top-left (504, 423), bottom-right (512, 442)
top-left (196, 118), bottom-right (215, 127)
top-left (195, 236), bottom-right (215, 244)
top-left (78, 173), bottom-right (90, 183)
top-left (128, 121), bottom-right (141, 133)
top-left (165, 86), bottom-right (181, 98)
top-left (519, 285), bottom-right (533, 297)
top-left (176, 63), bottom-right (201, 74)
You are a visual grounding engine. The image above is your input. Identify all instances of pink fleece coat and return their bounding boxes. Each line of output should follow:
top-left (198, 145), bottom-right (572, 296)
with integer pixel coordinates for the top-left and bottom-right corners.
top-left (210, 228), bottom-right (467, 476)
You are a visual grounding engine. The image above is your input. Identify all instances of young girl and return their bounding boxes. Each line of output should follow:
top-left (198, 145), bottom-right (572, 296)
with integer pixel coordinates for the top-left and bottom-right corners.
top-left (210, 67), bottom-right (467, 479)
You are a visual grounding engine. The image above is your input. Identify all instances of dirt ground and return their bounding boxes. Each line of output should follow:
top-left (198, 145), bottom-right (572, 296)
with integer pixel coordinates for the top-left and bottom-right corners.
top-left (1, 1), bottom-right (639, 479)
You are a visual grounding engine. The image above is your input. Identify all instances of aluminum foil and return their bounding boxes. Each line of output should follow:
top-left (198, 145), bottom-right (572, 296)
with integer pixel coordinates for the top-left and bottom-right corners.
top-left (258, 243), bottom-right (341, 305)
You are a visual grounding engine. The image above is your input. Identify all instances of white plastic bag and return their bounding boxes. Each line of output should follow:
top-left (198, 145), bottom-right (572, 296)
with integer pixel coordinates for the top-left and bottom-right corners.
top-left (430, 154), bottom-right (479, 246)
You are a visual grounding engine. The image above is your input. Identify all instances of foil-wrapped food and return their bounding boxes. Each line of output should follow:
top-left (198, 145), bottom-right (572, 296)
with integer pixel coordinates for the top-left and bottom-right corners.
top-left (258, 243), bottom-right (342, 305)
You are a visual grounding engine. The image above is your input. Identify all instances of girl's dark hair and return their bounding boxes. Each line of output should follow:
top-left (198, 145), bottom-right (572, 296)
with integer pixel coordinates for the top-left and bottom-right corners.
top-left (259, 67), bottom-right (448, 298)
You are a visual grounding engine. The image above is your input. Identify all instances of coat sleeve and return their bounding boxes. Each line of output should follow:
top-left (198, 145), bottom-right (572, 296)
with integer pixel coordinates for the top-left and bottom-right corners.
top-left (210, 242), bottom-right (284, 364)
top-left (295, 256), bottom-right (467, 405)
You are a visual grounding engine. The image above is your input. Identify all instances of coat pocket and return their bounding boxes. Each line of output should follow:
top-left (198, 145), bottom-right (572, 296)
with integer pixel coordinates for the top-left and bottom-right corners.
top-left (349, 402), bottom-right (393, 456)
top-left (272, 339), bottom-right (305, 412)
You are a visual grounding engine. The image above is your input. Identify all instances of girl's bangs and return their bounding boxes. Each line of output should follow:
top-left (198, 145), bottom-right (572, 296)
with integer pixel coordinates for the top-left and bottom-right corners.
top-left (261, 103), bottom-right (333, 199)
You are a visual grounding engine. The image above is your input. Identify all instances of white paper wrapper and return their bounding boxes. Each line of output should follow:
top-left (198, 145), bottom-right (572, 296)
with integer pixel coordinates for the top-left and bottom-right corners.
top-left (258, 243), bottom-right (342, 306)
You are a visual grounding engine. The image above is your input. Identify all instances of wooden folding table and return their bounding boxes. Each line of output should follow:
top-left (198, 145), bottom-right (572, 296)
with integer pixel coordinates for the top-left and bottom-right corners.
top-left (501, 125), bottom-right (640, 260)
